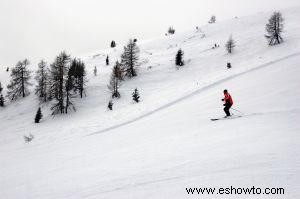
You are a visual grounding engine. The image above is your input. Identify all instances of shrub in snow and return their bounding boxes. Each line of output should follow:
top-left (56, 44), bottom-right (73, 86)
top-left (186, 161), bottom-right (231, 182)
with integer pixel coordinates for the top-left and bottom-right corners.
top-left (227, 62), bottom-right (232, 69)
top-left (132, 88), bottom-right (140, 103)
top-left (108, 100), bottom-right (113, 110)
top-left (208, 15), bottom-right (216, 24)
top-left (175, 49), bottom-right (184, 68)
top-left (168, 27), bottom-right (175, 35)
top-left (212, 43), bottom-right (219, 49)
top-left (24, 134), bottom-right (34, 143)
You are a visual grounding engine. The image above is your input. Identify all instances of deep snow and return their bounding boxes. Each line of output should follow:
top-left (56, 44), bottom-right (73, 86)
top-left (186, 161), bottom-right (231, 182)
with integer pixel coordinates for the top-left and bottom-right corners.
top-left (0, 7), bottom-right (300, 199)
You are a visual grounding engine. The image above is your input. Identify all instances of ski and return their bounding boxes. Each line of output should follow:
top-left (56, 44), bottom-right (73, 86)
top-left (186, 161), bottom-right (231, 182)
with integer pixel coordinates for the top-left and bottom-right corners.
top-left (211, 115), bottom-right (242, 121)
top-left (211, 118), bottom-right (221, 121)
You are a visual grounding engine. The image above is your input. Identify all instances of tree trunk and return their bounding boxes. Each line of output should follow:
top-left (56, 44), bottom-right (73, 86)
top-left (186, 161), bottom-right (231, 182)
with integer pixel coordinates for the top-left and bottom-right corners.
top-left (21, 66), bottom-right (25, 97)
top-left (59, 65), bottom-right (64, 114)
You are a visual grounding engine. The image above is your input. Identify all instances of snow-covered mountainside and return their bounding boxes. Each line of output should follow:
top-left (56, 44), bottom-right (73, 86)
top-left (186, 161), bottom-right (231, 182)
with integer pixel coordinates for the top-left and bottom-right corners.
top-left (1, 7), bottom-right (300, 199)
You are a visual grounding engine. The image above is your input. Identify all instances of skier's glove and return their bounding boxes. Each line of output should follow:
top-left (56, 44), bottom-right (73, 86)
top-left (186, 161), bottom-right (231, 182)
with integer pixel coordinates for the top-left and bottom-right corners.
top-left (221, 99), bottom-right (224, 101)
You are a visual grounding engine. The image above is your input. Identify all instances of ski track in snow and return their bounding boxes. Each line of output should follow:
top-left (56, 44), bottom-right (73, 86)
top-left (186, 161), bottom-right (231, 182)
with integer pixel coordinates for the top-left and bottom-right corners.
top-left (87, 52), bottom-right (300, 136)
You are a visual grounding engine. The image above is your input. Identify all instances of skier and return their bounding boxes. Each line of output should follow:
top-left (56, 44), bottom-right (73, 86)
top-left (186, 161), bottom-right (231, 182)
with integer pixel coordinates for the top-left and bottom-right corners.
top-left (222, 89), bottom-right (233, 117)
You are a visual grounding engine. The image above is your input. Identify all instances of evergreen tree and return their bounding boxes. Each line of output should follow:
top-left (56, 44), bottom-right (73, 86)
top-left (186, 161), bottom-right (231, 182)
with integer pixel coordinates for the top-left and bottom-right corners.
top-left (65, 70), bottom-right (76, 114)
top-left (108, 62), bottom-right (122, 98)
top-left (175, 49), bottom-right (184, 67)
top-left (7, 59), bottom-right (31, 101)
top-left (114, 61), bottom-right (123, 81)
top-left (93, 66), bottom-right (97, 76)
top-left (111, 40), bottom-right (116, 48)
top-left (6, 67), bottom-right (9, 72)
top-left (108, 100), bottom-right (113, 110)
top-left (132, 88), bottom-right (140, 103)
top-left (69, 58), bottom-right (87, 98)
top-left (121, 39), bottom-right (140, 78)
top-left (208, 15), bottom-right (216, 23)
top-left (0, 82), bottom-right (4, 107)
top-left (0, 94), bottom-right (4, 107)
top-left (225, 35), bottom-right (236, 54)
top-left (49, 51), bottom-right (70, 115)
top-left (106, 55), bottom-right (109, 66)
top-left (35, 60), bottom-right (50, 102)
top-left (265, 11), bottom-right (284, 46)
top-left (34, 107), bottom-right (43, 123)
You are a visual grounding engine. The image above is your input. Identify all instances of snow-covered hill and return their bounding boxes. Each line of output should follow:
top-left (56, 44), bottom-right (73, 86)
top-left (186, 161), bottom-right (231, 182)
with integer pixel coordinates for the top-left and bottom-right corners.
top-left (0, 7), bottom-right (300, 199)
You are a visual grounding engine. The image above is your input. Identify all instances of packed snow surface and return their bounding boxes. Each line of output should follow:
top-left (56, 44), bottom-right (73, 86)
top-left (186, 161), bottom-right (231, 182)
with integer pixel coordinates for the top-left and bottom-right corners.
top-left (0, 7), bottom-right (300, 199)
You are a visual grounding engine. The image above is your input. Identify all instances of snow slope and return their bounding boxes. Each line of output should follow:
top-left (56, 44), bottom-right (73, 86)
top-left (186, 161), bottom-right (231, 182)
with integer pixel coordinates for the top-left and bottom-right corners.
top-left (0, 7), bottom-right (300, 199)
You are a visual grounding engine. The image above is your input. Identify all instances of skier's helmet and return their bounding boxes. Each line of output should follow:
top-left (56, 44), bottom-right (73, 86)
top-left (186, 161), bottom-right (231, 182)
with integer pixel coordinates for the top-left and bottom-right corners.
top-left (223, 89), bottom-right (228, 93)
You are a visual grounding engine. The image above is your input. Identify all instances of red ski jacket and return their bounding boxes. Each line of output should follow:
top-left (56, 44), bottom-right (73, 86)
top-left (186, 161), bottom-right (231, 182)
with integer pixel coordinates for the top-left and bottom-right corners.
top-left (224, 93), bottom-right (233, 105)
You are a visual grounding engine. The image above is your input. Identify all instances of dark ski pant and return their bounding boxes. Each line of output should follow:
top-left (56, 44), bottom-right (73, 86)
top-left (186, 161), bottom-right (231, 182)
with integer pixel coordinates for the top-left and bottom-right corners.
top-left (224, 104), bottom-right (232, 116)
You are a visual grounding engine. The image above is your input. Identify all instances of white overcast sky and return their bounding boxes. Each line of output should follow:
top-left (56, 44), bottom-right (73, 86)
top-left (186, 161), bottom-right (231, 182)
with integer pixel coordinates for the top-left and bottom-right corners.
top-left (0, 0), bottom-right (299, 67)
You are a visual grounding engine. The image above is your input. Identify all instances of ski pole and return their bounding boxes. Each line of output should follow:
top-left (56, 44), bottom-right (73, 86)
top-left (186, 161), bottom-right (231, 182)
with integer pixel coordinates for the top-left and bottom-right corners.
top-left (231, 108), bottom-right (245, 115)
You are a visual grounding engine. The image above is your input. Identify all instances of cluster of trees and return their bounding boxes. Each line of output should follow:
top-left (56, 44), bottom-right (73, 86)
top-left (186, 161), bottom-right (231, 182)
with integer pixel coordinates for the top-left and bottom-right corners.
top-left (107, 87), bottom-right (141, 111)
top-left (108, 11), bottom-right (284, 108)
top-left (107, 39), bottom-right (141, 110)
top-left (1, 11), bottom-right (286, 122)
top-left (48, 52), bottom-right (87, 115)
top-left (3, 51), bottom-right (87, 118)
top-left (171, 12), bottom-right (284, 71)
top-left (108, 39), bottom-right (140, 98)
top-left (222, 11), bottom-right (284, 69)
